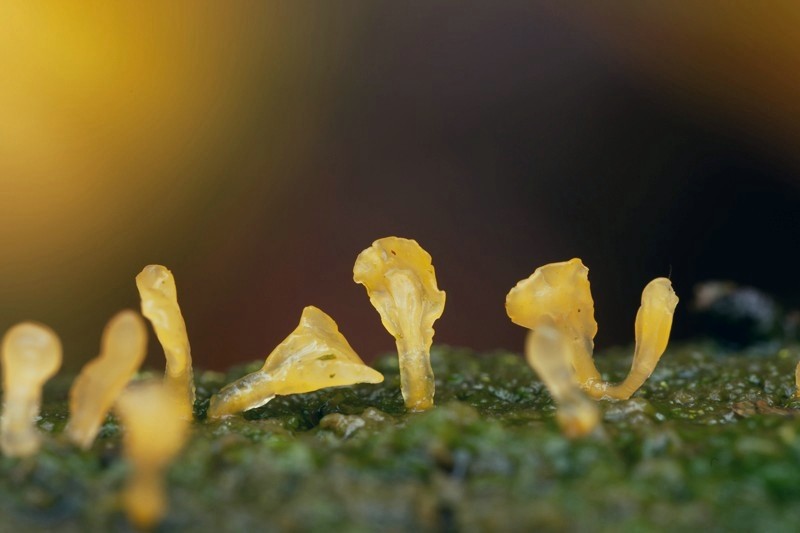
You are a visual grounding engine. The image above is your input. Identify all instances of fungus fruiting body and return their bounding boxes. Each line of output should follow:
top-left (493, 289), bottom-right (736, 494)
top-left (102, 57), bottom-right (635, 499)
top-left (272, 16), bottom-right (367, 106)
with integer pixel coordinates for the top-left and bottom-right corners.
top-left (208, 306), bottom-right (384, 418)
top-left (0, 322), bottom-right (62, 457)
top-left (66, 310), bottom-right (147, 450)
top-left (524, 319), bottom-right (600, 437)
top-left (136, 265), bottom-right (195, 419)
top-left (116, 381), bottom-right (189, 529)
top-left (353, 237), bottom-right (446, 412)
top-left (505, 258), bottom-right (601, 388)
top-left (506, 258), bottom-right (678, 421)
top-left (594, 277), bottom-right (680, 399)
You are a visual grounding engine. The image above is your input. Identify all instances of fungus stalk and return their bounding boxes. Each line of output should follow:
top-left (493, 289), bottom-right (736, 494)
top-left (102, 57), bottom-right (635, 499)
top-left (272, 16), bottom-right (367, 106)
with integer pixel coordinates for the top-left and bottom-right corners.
top-left (66, 310), bottom-right (147, 450)
top-left (525, 319), bottom-right (600, 438)
top-left (354, 237), bottom-right (446, 412)
top-left (116, 382), bottom-right (189, 530)
top-left (0, 322), bottom-right (62, 457)
top-left (136, 265), bottom-right (195, 419)
top-left (208, 306), bottom-right (384, 418)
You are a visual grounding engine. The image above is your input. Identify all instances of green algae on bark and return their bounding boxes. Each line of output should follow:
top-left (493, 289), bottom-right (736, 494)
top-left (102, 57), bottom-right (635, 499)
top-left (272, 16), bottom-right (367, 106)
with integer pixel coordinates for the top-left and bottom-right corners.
top-left (4, 344), bottom-right (800, 531)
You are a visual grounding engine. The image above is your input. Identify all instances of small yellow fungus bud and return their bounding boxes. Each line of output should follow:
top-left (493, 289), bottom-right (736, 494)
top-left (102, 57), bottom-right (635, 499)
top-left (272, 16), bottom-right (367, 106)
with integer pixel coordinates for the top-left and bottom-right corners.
top-left (524, 319), bottom-right (600, 438)
top-left (136, 265), bottom-right (195, 419)
top-left (353, 237), bottom-right (446, 412)
top-left (506, 258), bottom-right (679, 408)
top-left (66, 310), bottom-right (147, 450)
top-left (208, 306), bottom-right (384, 418)
top-left (116, 381), bottom-right (188, 530)
top-left (0, 322), bottom-right (62, 457)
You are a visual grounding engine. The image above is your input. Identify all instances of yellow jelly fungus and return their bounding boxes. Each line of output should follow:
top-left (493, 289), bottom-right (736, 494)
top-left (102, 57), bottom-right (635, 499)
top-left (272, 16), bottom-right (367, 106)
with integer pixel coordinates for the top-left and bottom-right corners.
top-left (208, 306), bottom-right (384, 419)
top-left (506, 258), bottom-right (679, 403)
top-left (0, 322), bottom-right (62, 457)
top-left (599, 278), bottom-right (680, 399)
top-left (524, 319), bottom-right (600, 438)
top-left (353, 237), bottom-right (446, 412)
top-left (116, 381), bottom-right (188, 530)
top-left (505, 258), bottom-right (601, 387)
top-left (136, 265), bottom-right (195, 419)
top-left (66, 310), bottom-right (147, 450)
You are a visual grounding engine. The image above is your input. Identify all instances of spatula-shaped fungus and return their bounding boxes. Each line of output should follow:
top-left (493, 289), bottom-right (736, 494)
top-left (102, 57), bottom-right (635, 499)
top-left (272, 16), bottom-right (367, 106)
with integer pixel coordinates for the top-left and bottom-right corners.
top-left (599, 278), bottom-right (680, 399)
top-left (0, 322), bottom-right (62, 457)
top-left (136, 265), bottom-right (195, 419)
top-left (116, 381), bottom-right (188, 530)
top-left (208, 306), bottom-right (384, 418)
top-left (506, 258), bottom-right (678, 403)
top-left (524, 319), bottom-right (600, 437)
top-left (353, 237), bottom-right (445, 412)
top-left (66, 310), bottom-right (147, 450)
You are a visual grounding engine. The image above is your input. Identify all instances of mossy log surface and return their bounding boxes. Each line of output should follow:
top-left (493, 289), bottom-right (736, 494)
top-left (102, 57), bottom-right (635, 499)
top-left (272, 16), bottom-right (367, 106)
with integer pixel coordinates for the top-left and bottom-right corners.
top-left (5, 343), bottom-right (800, 532)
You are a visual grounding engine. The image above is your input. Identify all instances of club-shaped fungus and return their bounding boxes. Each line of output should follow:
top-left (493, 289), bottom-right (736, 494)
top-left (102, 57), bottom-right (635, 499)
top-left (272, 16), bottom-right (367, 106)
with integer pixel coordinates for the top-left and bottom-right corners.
top-left (353, 237), bottom-right (446, 412)
top-left (66, 310), bottom-right (147, 450)
top-left (116, 381), bottom-right (188, 530)
top-left (136, 265), bottom-right (195, 419)
top-left (0, 322), bottom-right (62, 457)
top-left (208, 306), bottom-right (384, 418)
top-left (506, 258), bottom-right (678, 403)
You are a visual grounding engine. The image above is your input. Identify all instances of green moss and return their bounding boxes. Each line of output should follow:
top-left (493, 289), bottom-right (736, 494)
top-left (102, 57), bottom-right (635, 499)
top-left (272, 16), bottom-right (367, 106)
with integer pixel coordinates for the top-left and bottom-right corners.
top-left (4, 343), bottom-right (800, 531)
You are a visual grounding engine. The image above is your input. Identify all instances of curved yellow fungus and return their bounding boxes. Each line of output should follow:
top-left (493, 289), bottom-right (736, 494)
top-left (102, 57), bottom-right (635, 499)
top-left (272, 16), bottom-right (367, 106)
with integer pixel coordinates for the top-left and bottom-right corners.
top-left (600, 278), bottom-right (680, 399)
top-left (524, 319), bottom-right (600, 438)
top-left (353, 237), bottom-right (446, 412)
top-left (116, 381), bottom-right (189, 530)
top-left (506, 258), bottom-right (678, 404)
top-left (0, 322), bottom-right (62, 457)
top-left (208, 306), bottom-right (384, 419)
top-left (136, 265), bottom-right (195, 419)
top-left (66, 310), bottom-right (147, 450)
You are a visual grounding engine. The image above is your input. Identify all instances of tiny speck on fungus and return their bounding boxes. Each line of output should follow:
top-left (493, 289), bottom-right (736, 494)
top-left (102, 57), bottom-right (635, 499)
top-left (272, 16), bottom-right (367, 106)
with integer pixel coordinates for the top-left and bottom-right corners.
top-left (136, 265), bottom-right (195, 419)
top-left (353, 237), bottom-right (446, 412)
top-left (116, 381), bottom-right (188, 530)
top-left (66, 310), bottom-right (147, 450)
top-left (506, 258), bottom-right (679, 426)
top-left (207, 306), bottom-right (384, 419)
top-left (0, 322), bottom-right (62, 457)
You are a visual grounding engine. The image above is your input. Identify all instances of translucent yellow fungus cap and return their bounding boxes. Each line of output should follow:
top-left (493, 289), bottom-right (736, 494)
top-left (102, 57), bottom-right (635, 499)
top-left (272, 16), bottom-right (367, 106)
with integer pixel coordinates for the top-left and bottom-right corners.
top-left (208, 306), bottom-right (384, 418)
top-left (0, 322), bottom-right (62, 457)
top-left (506, 258), bottom-right (600, 385)
top-left (136, 265), bottom-right (195, 419)
top-left (66, 310), bottom-right (147, 450)
top-left (353, 237), bottom-right (445, 412)
top-left (116, 381), bottom-right (189, 529)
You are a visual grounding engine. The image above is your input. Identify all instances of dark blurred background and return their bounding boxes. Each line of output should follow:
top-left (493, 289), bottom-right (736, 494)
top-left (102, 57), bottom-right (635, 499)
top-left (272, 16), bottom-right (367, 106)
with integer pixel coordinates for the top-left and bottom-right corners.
top-left (2, 3), bottom-right (800, 370)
